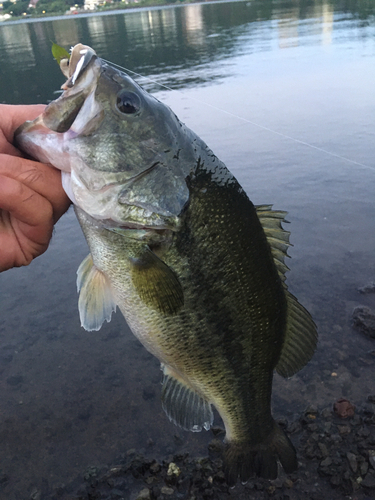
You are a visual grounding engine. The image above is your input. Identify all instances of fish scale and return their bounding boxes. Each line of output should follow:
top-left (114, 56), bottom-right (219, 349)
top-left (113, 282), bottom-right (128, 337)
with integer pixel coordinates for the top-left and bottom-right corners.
top-left (15, 43), bottom-right (317, 485)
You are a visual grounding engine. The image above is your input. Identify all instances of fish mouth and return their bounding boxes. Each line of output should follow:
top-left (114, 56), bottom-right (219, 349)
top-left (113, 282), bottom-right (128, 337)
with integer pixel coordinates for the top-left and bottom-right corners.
top-left (15, 44), bottom-right (101, 151)
top-left (15, 43), bottom-right (185, 232)
top-left (75, 206), bottom-right (175, 237)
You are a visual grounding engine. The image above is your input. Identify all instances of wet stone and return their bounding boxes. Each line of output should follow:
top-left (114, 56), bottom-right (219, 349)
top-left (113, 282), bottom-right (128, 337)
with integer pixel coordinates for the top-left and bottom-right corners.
top-left (361, 473), bottom-right (375, 489)
top-left (321, 407), bottom-right (332, 419)
top-left (136, 488), bottom-right (151, 500)
top-left (361, 461), bottom-right (369, 476)
top-left (368, 451), bottom-right (375, 470)
top-left (337, 425), bottom-right (351, 435)
top-left (352, 306), bottom-right (375, 338)
top-left (111, 489), bottom-right (124, 498)
top-left (346, 452), bottom-right (358, 473)
top-left (333, 398), bottom-right (355, 418)
top-left (358, 283), bottom-right (375, 294)
top-left (320, 457), bottom-right (332, 467)
top-left (161, 485), bottom-right (174, 495)
top-left (318, 443), bottom-right (329, 458)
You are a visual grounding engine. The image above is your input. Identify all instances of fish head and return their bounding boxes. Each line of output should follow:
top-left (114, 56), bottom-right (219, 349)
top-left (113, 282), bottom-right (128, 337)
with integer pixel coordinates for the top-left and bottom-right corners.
top-left (16, 44), bottom-right (195, 231)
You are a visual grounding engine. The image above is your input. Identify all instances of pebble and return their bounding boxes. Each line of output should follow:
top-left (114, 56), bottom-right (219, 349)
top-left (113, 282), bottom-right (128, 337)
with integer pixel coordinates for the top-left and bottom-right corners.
top-left (358, 283), bottom-right (375, 294)
top-left (161, 486), bottom-right (174, 495)
top-left (333, 398), bottom-right (355, 418)
top-left (167, 462), bottom-right (181, 477)
top-left (361, 473), bottom-right (375, 488)
top-left (352, 305), bottom-right (375, 338)
top-left (136, 488), bottom-right (151, 500)
top-left (368, 451), bottom-right (375, 470)
top-left (50, 399), bottom-right (375, 500)
top-left (346, 452), bottom-right (358, 473)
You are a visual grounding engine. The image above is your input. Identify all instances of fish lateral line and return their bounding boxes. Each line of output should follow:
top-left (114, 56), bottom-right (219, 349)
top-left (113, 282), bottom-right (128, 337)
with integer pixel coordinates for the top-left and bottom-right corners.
top-left (102, 58), bottom-right (374, 173)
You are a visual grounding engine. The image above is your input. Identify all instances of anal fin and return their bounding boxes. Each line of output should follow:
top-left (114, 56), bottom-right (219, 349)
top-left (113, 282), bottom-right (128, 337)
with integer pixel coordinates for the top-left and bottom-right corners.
top-left (161, 365), bottom-right (213, 432)
top-left (77, 254), bottom-right (117, 331)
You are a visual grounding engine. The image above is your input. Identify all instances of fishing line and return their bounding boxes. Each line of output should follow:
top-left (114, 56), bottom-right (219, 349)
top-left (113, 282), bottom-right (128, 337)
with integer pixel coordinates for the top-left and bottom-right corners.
top-left (103, 59), bottom-right (374, 173)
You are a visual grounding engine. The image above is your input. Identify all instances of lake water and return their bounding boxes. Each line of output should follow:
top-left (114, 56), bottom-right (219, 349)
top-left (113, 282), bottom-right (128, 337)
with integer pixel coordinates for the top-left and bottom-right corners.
top-left (0, 0), bottom-right (375, 498)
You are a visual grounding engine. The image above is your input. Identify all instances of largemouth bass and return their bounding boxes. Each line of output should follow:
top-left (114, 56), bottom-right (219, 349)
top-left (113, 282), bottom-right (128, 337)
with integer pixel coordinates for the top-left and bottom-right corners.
top-left (15, 44), bottom-right (317, 485)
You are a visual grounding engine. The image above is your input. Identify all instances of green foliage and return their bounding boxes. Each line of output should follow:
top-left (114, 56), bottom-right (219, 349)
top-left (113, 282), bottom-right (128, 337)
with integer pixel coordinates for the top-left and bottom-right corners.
top-left (51, 42), bottom-right (70, 64)
top-left (3, 0), bottom-right (29, 15)
top-left (3, 0), bottom-right (186, 18)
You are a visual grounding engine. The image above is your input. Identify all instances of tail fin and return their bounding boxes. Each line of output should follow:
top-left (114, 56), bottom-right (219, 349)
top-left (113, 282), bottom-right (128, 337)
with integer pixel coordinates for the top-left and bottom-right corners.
top-left (223, 422), bottom-right (297, 486)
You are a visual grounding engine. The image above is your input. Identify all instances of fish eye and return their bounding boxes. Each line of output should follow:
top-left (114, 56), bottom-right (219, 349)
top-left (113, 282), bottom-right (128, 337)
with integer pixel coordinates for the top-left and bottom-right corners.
top-left (116, 91), bottom-right (141, 115)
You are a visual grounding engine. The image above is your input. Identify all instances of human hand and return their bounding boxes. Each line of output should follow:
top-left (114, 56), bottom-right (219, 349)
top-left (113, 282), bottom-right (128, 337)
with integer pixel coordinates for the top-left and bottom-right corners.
top-left (0, 104), bottom-right (71, 272)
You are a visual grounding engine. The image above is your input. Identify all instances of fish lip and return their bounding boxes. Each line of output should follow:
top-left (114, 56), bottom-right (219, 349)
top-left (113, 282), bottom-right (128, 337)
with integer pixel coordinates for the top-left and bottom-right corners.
top-left (14, 116), bottom-right (44, 142)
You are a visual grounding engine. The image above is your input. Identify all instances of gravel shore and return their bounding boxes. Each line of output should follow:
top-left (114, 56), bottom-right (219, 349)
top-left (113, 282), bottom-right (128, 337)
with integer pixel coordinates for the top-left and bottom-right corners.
top-left (46, 397), bottom-right (375, 500)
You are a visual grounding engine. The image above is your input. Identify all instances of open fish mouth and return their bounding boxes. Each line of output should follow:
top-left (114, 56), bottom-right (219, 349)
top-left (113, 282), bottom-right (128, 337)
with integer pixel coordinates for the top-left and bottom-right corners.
top-left (15, 43), bottom-right (189, 231)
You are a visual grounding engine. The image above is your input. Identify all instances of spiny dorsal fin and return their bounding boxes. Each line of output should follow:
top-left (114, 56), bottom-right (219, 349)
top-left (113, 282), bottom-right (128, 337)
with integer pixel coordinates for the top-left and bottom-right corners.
top-left (161, 365), bottom-right (213, 432)
top-left (130, 247), bottom-right (184, 315)
top-left (77, 254), bottom-right (117, 331)
top-left (256, 205), bottom-right (291, 282)
top-left (276, 291), bottom-right (317, 378)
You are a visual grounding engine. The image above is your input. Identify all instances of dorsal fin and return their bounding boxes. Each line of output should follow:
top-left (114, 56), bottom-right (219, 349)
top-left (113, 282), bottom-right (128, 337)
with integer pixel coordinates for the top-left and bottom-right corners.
top-left (256, 206), bottom-right (318, 376)
top-left (276, 291), bottom-right (318, 378)
top-left (77, 254), bottom-right (117, 331)
top-left (256, 205), bottom-right (291, 282)
top-left (161, 365), bottom-right (213, 432)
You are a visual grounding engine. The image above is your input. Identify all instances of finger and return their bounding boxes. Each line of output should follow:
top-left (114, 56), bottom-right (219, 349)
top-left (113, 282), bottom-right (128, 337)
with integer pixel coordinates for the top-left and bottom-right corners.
top-left (1, 104), bottom-right (46, 142)
top-left (0, 174), bottom-right (53, 231)
top-left (0, 104), bottom-right (46, 156)
top-left (0, 154), bottom-right (71, 223)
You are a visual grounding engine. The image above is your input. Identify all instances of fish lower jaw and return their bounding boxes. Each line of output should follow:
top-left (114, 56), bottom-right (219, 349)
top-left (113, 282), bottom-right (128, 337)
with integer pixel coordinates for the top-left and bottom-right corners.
top-left (61, 171), bottom-right (77, 204)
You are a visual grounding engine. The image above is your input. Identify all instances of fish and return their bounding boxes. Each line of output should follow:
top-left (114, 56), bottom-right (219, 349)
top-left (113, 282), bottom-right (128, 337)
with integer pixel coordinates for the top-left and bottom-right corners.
top-left (15, 43), bottom-right (317, 485)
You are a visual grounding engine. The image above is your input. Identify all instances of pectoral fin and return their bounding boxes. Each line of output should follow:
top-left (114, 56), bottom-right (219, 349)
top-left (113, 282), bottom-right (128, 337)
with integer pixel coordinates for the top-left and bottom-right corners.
top-left (130, 247), bottom-right (184, 315)
top-left (161, 365), bottom-right (213, 432)
top-left (77, 254), bottom-right (117, 331)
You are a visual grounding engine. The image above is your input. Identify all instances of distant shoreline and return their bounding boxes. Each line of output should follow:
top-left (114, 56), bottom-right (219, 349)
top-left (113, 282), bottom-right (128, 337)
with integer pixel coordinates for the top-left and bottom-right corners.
top-left (0, 0), bottom-right (236, 24)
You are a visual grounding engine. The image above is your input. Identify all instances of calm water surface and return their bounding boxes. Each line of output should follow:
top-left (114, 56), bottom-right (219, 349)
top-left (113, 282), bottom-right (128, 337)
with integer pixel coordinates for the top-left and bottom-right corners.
top-left (0, 1), bottom-right (374, 498)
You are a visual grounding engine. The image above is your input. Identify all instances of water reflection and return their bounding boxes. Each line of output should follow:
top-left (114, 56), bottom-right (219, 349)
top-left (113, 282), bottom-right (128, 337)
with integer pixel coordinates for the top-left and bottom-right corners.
top-left (1, 0), bottom-right (374, 103)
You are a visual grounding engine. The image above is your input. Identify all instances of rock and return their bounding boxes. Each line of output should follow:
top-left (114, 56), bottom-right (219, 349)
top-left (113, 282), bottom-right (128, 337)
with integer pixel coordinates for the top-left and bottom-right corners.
top-left (368, 451), bottom-right (375, 470)
top-left (358, 283), bottom-right (375, 294)
top-left (29, 489), bottom-right (41, 500)
top-left (321, 407), bottom-right (332, 419)
top-left (353, 306), bottom-right (375, 338)
top-left (346, 452), bottom-right (358, 473)
top-left (167, 462), bottom-right (181, 477)
top-left (149, 461), bottom-right (160, 473)
top-left (361, 461), bottom-right (369, 476)
top-left (136, 488), bottom-right (151, 500)
top-left (318, 443), bottom-right (329, 458)
top-left (111, 489), bottom-right (125, 498)
top-left (333, 398), bottom-right (355, 418)
top-left (337, 425), bottom-right (351, 435)
top-left (161, 486), bottom-right (174, 495)
top-left (361, 473), bottom-right (375, 488)
top-left (320, 457), bottom-right (332, 467)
